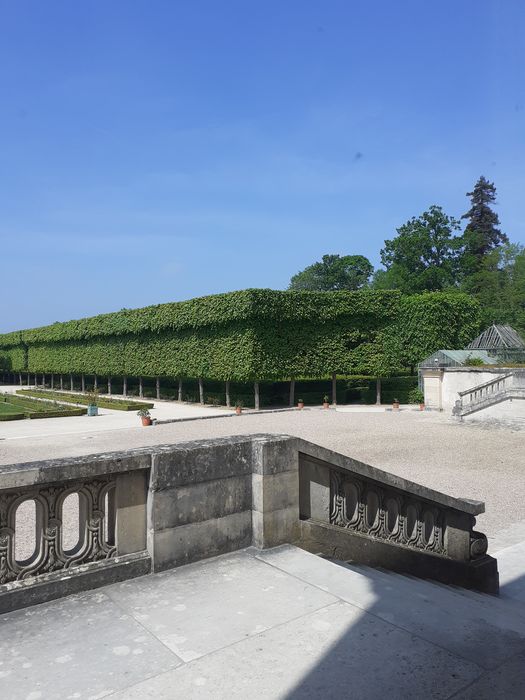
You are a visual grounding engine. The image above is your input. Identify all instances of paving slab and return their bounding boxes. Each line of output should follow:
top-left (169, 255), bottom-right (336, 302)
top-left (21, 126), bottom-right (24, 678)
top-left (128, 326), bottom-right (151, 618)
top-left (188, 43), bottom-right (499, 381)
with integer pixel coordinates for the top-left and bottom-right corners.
top-left (104, 549), bottom-right (337, 662)
top-left (255, 545), bottom-right (525, 669)
top-left (0, 589), bottom-right (181, 700)
top-left (107, 601), bottom-right (482, 700)
top-left (453, 650), bottom-right (525, 699)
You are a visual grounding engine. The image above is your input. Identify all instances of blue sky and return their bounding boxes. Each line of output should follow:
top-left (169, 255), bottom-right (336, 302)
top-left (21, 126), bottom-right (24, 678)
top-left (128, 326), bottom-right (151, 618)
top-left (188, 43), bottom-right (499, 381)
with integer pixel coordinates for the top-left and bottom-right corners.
top-left (1, 0), bottom-right (524, 331)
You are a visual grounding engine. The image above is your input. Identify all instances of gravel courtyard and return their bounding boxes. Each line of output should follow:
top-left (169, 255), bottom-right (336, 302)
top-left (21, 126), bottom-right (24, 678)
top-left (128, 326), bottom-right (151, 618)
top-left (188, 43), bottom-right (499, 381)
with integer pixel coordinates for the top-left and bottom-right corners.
top-left (1, 407), bottom-right (524, 541)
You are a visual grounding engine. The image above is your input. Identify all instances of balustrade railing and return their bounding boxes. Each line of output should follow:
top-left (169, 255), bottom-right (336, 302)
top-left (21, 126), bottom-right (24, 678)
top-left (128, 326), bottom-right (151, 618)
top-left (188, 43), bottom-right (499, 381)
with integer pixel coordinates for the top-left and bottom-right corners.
top-left (0, 476), bottom-right (117, 585)
top-left (455, 371), bottom-right (525, 416)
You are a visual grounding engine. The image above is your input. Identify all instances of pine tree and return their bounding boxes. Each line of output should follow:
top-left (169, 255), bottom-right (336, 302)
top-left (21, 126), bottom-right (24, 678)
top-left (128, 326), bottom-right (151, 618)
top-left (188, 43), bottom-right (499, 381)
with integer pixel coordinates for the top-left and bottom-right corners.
top-left (461, 176), bottom-right (508, 274)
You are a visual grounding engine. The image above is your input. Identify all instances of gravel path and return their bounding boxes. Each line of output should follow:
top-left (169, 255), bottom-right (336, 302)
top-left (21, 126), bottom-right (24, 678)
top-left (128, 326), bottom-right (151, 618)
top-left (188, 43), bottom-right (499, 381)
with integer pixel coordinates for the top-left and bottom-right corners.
top-left (2, 408), bottom-right (524, 548)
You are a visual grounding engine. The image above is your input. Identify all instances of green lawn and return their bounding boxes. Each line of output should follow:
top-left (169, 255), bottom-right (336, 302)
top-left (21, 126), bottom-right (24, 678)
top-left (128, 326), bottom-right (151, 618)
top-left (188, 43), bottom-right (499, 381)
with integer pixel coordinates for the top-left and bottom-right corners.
top-left (0, 393), bottom-right (87, 420)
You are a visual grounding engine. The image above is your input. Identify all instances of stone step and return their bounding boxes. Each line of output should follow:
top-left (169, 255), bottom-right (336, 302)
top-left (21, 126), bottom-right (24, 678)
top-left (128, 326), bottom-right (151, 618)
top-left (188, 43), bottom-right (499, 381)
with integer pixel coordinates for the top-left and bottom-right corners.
top-left (255, 545), bottom-right (525, 671)
top-left (495, 540), bottom-right (525, 604)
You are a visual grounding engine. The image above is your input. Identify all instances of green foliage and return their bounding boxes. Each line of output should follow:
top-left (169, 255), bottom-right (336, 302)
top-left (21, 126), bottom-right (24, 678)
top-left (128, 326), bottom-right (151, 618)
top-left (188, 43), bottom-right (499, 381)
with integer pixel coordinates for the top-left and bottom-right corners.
top-left (463, 355), bottom-right (485, 367)
top-left (461, 176), bottom-right (508, 274)
top-left (378, 205), bottom-right (462, 293)
top-left (386, 292), bottom-right (481, 368)
top-left (407, 387), bottom-right (425, 404)
top-left (289, 254), bottom-right (373, 291)
top-left (0, 288), bottom-right (480, 383)
top-left (17, 389), bottom-right (153, 411)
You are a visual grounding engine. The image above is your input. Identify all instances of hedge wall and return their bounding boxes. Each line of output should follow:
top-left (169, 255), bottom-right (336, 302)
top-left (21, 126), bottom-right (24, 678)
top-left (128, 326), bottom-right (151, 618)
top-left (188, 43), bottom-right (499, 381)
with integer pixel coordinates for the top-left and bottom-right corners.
top-left (0, 289), bottom-right (480, 380)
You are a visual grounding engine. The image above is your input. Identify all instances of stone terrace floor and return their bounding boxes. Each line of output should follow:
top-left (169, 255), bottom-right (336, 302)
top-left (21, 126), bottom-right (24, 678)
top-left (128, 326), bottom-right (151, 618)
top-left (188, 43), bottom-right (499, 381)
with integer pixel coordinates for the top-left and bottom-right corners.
top-left (3, 545), bottom-right (521, 700)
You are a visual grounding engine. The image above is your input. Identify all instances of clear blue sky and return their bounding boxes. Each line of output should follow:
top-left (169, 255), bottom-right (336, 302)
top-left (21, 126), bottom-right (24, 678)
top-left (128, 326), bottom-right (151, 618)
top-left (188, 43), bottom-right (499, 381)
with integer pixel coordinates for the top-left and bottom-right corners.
top-left (1, 1), bottom-right (524, 331)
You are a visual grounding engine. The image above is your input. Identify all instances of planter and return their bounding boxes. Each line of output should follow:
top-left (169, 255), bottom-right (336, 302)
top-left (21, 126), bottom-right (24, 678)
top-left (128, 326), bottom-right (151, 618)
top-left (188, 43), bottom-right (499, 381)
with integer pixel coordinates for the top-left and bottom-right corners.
top-left (141, 416), bottom-right (152, 426)
top-left (297, 401), bottom-right (304, 410)
top-left (322, 402), bottom-right (330, 410)
top-left (419, 403), bottom-right (425, 411)
top-left (392, 402), bottom-right (400, 411)
top-left (87, 404), bottom-right (98, 417)
top-left (235, 407), bottom-right (242, 415)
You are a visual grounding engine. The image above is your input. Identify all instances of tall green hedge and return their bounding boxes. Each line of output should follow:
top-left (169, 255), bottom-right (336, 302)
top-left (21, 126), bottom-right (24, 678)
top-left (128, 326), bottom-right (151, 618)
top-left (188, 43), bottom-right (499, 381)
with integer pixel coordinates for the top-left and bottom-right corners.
top-left (0, 289), bottom-right (480, 380)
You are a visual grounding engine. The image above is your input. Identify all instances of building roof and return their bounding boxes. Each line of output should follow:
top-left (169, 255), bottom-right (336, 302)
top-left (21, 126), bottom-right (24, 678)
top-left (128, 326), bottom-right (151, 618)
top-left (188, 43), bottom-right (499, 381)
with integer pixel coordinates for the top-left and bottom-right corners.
top-left (467, 324), bottom-right (525, 350)
top-left (419, 349), bottom-right (497, 368)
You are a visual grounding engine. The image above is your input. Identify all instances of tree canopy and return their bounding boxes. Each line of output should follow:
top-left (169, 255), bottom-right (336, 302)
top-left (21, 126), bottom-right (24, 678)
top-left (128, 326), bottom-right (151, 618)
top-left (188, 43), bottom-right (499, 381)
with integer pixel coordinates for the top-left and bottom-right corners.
top-left (376, 205), bottom-right (462, 294)
top-left (289, 254), bottom-right (373, 291)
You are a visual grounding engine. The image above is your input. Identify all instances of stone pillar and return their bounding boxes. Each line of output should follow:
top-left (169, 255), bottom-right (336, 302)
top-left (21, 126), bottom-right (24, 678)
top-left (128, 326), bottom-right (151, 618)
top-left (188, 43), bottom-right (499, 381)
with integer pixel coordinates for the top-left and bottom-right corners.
top-left (225, 381), bottom-right (230, 408)
top-left (254, 382), bottom-right (260, 411)
top-left (332, 372), bottom-right (337, 406)
top-left (156, 377), bottom-right (160, 400)
top-left (199, 378), bottom-right (204, 404)
top-left (289, 378), bottom-right (295, 407)
top-left (123, 376), bottom-right (127, 397)
top-left (178, 378), bottom-right (182, 402)
top-left (139, 376), bottom-right (143, 398)
top-left (108, 377), bottom-right (112, 395)
top-left (376, 377), bottom-right (381, 406)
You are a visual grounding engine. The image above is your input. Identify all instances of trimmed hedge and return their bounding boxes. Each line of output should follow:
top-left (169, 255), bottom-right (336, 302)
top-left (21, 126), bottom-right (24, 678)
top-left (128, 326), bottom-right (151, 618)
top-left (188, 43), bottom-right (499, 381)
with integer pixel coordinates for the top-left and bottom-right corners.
top-left (29, 408), bottom-right (87, 419)
top-left (17, 389), bottom-right (154, 411)
top-left (0, 289), bottom-right (480, 381)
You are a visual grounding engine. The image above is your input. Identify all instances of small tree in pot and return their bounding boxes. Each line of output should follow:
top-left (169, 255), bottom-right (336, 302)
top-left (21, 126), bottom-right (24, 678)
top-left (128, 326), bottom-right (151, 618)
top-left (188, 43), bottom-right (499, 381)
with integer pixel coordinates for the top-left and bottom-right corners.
top-left (235, 401), bottom-right (243, 415)
top-left (408, 387), bottom-right (425, 411)
top-left (322, 395), bottom-right (330, 409)
top-left (137, 408), bottom-right (152, 426)
top-left (297, 398), bottom-right (304, 409)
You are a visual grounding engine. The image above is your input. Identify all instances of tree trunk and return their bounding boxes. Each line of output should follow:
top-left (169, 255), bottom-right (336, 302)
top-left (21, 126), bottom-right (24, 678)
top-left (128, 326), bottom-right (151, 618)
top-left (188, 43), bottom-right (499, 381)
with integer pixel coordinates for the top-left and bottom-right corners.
top-left (178, 378), bottom-right (182, 402)
top-left (289, 378), bottom-right (295, 407)
top-left (81, 374), bottom-right (85, 392)
top-left (108, 377), bottom-right (112, 395)
top-left (123, 376), bottom-right (127, 397)
top-left (42, 374), bottom-right (45, 388)
top-left (225, 381), bottom-right (230, 408)
top-left (156, 377), bottom-right (160, 400)
top-left (332, 372), bottom-right (337, 406)
top-left (60, 375), bottom-right (63, 390)
top-left (70, 374), bottom-right (73, 391)
top-left (199, 378), bottom-right (204, 404)
top-left (139, 376), bottom-right (143, 398)
top-left (94, 374), bottom-right (98, 390)
top-left (254, 382), bottom-right (260, 410)
top-left (376, 377), bottom-right (381, 405)
top-left (50, 374), bottom-right (54, 389)
top-left (19, 372), bottom-right (22, 387)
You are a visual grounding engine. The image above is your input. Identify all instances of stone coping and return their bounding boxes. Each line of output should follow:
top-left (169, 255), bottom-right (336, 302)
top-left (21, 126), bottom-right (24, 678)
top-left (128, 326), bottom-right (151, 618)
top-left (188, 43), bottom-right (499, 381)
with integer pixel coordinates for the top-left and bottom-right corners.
top-left (0, 433), bottom-right (484, 516)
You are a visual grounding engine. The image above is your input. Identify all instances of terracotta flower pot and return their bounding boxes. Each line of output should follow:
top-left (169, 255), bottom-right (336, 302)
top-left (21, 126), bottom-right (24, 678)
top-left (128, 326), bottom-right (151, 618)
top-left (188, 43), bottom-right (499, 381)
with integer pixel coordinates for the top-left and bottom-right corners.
top-left (297, 401), bottom-right (304, 409)
top-left (392, 402), bottom-right (400, 411)
top-left (141, 416), bottom-right (152, 426)
top-left (419, 403), bottom-right (425, 411)
top-left (322, 402), bottom-right (330, 409)
top-left (235, 406), bottom-right (242, 415)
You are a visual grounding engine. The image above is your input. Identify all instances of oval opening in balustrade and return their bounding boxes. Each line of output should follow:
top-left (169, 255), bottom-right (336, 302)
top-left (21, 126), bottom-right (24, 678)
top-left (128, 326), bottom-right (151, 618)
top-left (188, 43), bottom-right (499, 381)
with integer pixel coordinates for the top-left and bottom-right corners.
top-left (385, 498), bottom-right (399, 534)
top-left (406, 504), bottom-right (418, 540)
top-left (14, 498), bottom-right (40, 565)
top-left (423, 510), bottom-right (435, 545)
top-left (366, 490), bottom-right (379, 528)
top-left (343, 482), bottom-right (359, 524)
top-left (104, 487), bottom-right (116, 547)
top-left (61, 491), bottom-right (83, 555)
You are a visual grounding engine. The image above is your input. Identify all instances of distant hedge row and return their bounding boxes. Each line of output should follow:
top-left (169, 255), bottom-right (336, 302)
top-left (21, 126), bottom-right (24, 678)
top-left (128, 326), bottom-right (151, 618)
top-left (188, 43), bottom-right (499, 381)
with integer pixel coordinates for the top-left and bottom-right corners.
top-left (0, 289), bottom-right (480, 380)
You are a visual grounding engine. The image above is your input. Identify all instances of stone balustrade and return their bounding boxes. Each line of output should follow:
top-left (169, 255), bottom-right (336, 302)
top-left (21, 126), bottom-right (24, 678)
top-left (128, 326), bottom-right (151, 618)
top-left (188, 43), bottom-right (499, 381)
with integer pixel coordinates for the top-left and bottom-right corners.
top-left (0, 434), bottom-right (498, 612)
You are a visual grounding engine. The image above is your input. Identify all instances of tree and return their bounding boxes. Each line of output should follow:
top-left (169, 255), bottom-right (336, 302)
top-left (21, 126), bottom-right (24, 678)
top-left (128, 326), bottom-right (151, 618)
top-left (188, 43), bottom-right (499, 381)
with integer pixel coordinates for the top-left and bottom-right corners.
top-left (289, 254), bottom-right (373, 291)
top-left (460, 176), bottom-right (508, 275)
top-left (376, 206), bottom-right (461, 293)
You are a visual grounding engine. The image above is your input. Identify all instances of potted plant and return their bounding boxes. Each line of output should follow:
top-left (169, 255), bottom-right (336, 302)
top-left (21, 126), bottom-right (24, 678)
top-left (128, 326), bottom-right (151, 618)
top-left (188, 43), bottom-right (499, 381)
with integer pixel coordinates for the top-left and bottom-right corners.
top-left (392, 398), bottom-right (400, 411)
top-left (297, 398), bottom-right (304, 409)
top-left (322, 395), bottom-right (330, 409)
top-left (408, 387), bottom-right (425, 411)
top-left (137, 408), bottom-right (152, 426)
top-left (87, 389), bottom-right (99, 417)
top-left (235, 401), bottom-right (243, 415)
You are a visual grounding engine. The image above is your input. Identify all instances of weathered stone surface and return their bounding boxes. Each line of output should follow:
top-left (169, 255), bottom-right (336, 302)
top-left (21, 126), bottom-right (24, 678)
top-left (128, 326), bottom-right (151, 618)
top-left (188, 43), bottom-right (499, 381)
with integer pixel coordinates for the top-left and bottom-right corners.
top-left (150, 474), bottom-right (252, 531)
top-left (149, 511), bottom-right (253, 571)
